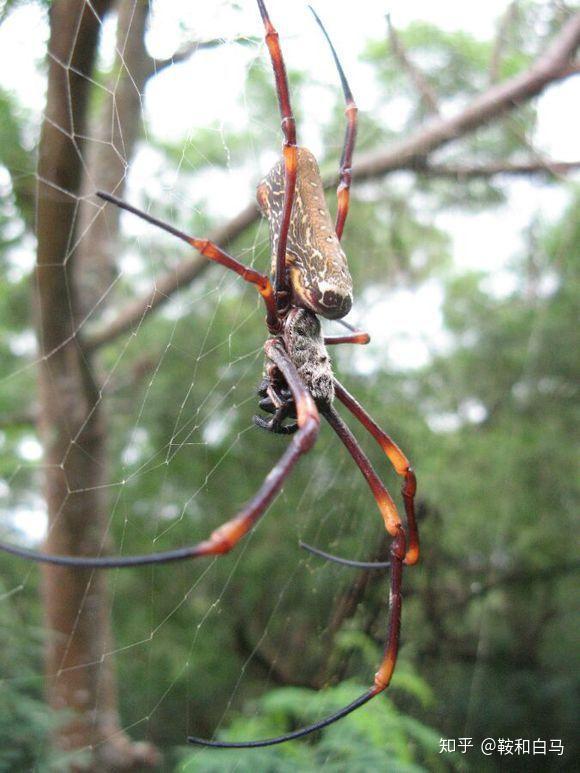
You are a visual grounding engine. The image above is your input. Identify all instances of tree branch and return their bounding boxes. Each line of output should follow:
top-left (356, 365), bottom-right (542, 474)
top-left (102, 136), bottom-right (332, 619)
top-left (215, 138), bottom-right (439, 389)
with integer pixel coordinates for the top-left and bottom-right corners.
top-left (386, 14), bottom-right (440, 116)
top-left (85, 11), bottom-right (580, 352)
top-left (463, 559), bottom-right (580, 604)
top-left (148, 35), bottom-right (257, 78)
top-left (558, 59), bottom-right (580, 76)
top-left (415, 159), bottom-right (580, 179)
top-left (233, 623), bottom-right (319, 690)
top-left (0, 411), bottom-right (37, 428)
top-left (489, 1), bottom-right (518, 84)
top-left (350, 11), bottom-right (580, 184)
top-left (85, 200), bottom-right (257, 350)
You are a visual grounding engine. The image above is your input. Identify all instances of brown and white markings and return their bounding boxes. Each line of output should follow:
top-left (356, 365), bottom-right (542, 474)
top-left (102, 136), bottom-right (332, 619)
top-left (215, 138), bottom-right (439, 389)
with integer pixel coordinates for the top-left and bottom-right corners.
top-left (258, 147), bottom-right (353, 319)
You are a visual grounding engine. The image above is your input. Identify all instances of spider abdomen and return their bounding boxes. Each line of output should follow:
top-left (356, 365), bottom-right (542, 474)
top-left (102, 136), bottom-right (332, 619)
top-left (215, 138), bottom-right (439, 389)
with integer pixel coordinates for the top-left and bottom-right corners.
top-left (283, 308), bottom-right (334, 408)
top-left (257, 147), bottom-right (353, 320)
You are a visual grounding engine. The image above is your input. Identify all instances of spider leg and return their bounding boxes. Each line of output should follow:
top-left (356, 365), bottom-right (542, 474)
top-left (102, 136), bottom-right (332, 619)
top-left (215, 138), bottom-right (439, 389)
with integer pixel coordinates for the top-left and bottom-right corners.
top-left (254, 413), bottom-right (299, 435)
top-left (189, 690), bottom-right (376, 748)
top-left (0, 341), bottom-right (318, 569)
top-left (335, 379), bottom-right (419, 565)
top-left (257, 0), bottom-right (297, 303)
top-left (254, 382), bottom-right (298, 434)
top-left (300, 379), bottom-right (419, 569)
top-left (299, 540), bottom-right (390, 570)
top-left (324, 318), bottom-right (370, 346)
top-left (189, 412), bottom-right (406, 747)
top-left (309, 6), bottom-right (358, 240)
top-left (322, 406), bottom-right (404, 538)
top-left (253, 395), bottom-right (298, 435)
top-left (96, 191), bottom-right (280, 332)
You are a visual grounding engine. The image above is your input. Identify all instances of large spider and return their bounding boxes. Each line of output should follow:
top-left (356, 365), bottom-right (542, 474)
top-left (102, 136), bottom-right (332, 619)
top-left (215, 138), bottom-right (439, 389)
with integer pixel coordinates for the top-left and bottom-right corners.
top-left (1, 1), bottom-right (419, 749)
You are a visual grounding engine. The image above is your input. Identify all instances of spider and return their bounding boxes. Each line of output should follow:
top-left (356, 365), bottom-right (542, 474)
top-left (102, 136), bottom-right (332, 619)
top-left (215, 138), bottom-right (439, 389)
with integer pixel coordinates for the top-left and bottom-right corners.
top-left (0, 0), bottom-right (419, 749)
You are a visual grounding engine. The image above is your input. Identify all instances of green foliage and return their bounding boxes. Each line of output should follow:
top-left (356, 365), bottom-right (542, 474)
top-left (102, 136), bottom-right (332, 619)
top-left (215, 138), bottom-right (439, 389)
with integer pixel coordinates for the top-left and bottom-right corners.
top-left (0, 2), bottom-right (578, 769)
top-left (407, 187), bottom-right (580, 752)
top-left (0, 571), bottom-right (64, 770)
top-left (178, 677), bottom-right (452, 773)
top-left (0, 88), bottom-right (36, 227)
top-left (152, 124), bottom-right (255, 176)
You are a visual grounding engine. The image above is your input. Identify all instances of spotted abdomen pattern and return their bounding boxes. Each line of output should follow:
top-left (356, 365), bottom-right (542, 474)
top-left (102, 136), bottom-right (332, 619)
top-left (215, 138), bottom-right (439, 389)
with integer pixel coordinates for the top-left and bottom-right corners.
top-left (257, 147), bottom-right (353, 320)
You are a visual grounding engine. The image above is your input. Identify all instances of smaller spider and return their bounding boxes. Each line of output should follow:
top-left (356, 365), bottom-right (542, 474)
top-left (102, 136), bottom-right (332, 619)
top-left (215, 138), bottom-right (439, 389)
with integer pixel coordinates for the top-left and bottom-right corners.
top-left (0, 1), bottom-right (419, 748)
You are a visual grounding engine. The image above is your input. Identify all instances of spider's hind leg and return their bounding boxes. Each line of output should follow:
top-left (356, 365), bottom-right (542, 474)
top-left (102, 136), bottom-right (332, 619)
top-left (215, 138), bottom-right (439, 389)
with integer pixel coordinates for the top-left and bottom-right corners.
top-left (299, 540), bottom-right (390, 570)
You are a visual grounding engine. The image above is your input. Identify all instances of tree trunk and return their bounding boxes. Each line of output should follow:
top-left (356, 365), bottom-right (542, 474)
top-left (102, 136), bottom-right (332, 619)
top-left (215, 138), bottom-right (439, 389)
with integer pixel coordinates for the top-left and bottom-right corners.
top-left (75, 0), bottom-right (152, 319)
top-left (35, 1), bottom-right (158, 768)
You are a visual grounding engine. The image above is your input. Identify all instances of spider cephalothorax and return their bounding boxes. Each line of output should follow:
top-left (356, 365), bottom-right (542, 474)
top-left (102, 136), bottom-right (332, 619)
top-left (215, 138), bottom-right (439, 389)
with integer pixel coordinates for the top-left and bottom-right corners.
top-left (283, 308), bottom-right (334, 406)
top-left (0, 0), bottom-right (420, 751)
top-left (255, 307), bottom-right (334, 434)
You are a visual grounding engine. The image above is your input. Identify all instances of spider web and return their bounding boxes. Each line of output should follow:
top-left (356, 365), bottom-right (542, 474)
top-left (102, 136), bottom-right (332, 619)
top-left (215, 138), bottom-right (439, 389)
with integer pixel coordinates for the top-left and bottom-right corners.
top-left (0, 0), bottom-right (577, 768)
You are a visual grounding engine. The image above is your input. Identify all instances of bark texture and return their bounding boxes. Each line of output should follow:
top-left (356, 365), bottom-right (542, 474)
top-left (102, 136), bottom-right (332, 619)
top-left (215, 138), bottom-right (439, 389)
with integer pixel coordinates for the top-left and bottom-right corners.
top-left (75, 0), bottom-right (152, 318)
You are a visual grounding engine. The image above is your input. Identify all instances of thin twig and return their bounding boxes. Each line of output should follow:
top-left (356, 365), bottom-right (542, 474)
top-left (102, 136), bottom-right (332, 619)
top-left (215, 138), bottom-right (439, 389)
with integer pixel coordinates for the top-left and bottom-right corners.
top-left (386, 13), bottom-right (440, 116)
top-left (149, 35), bottom-right (257, 77)
top-left (415, 159), bottom-right (580, 178)
top-left (489, 1), bottom-right (519, 84)
top-left (234, 623), bottom-right (319, 690)
top-left (463, 559), bottom-right (580, 604)
top-left (351, 11), bottom-right (580, 184)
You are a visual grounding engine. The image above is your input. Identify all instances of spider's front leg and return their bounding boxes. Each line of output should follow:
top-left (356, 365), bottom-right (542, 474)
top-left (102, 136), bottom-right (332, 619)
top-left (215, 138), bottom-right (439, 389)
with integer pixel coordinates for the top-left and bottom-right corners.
top-left (324, 318), bottom-right (370, 346)
top-left (253, 371), bottom-right (298, 435)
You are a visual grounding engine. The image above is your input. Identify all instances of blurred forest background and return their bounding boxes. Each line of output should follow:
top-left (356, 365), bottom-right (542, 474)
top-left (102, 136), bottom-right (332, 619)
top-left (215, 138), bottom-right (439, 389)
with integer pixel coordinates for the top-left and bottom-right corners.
top-left (0, 0), bottom-right (578, 770)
